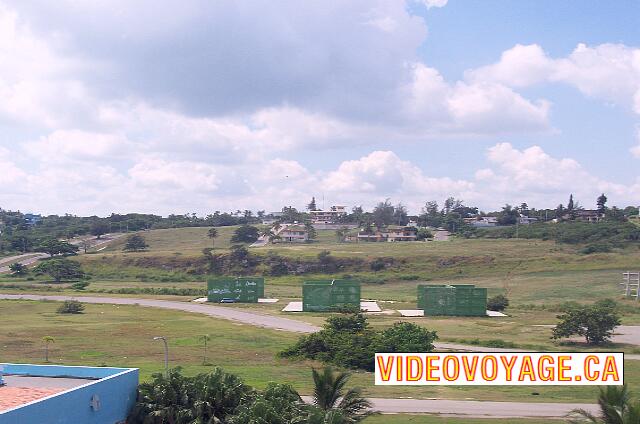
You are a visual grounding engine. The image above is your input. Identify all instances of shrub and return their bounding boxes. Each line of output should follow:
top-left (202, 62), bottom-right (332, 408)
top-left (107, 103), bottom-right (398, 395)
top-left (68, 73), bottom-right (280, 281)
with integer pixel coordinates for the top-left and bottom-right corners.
top-left (552, 299), bottom-right (621, 345)
top-left (71, 281), bottom-right (89, 291)
top-left (8, 262), bottom-right (28, 276)
top-left (281, 313), bottom-right (437, 371)
top-left (370, 258), bottom-right (386, 272)
top-left (580, 243), bottom-right (612, 254)
top-left (230, 225), bottom-right (260, 243)
top-left (487, 294), bottom-right (509, 312)
top-left (57, 300), bottom-right (85, 314)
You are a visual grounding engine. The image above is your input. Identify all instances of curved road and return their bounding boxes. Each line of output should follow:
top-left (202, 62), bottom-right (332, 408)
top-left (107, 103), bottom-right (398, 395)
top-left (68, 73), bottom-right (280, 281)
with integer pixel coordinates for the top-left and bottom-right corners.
top-left (0, 293), bottom-right (605, 418)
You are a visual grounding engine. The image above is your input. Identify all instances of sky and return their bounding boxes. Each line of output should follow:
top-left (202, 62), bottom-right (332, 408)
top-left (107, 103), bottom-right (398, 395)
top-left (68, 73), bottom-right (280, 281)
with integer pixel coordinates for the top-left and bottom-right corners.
top-left (0, 0), bottom-right (639, 216)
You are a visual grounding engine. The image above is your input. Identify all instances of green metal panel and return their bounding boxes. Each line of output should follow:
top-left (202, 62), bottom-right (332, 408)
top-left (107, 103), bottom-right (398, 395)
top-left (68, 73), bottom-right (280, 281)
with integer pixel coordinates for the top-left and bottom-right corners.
top-left (420, 284), bottom-right (487, 316)
top-left (207, 276), bottom-right (264, 303)
top-left (302, 279), bottom-right (360, 312)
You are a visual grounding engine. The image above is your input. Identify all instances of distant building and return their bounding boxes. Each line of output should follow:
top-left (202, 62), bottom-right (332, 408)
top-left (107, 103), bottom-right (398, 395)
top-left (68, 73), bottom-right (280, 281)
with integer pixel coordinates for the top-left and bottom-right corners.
top-left (309, 206), bottom-right (347, 224)
top-left (561, 210), bottom-right (603, 223)
top-left (518, 216), bottom-right (538, 225)
top-left (464, 216), bottom-right (498, 227)
top-left (357, 225), bottom-right (417, 242)
top-left (406, 220), bottom-right (419, 228)
top-left (23, 213), bottom-right (42, 226)
top-left (273, 223), bottom-right (308, 243)
top-left (0, 363), bottom-right (138, 424)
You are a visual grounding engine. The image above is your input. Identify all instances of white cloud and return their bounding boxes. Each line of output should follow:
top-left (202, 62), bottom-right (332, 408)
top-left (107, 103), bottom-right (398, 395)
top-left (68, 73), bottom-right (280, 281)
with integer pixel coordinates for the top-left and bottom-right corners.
top-left (420, 0), bottom-right (449, 9)
top-left (467, 43), bottom-right (640, 114)
top-left (24, 130), bottom-right (132, 162)
top-left (404, 64), bottom-right (551, 134)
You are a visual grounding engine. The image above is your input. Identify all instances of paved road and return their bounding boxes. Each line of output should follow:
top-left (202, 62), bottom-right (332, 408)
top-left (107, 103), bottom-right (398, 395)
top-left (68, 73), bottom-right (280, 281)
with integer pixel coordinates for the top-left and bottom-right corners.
top-left (0, 294), bottom-right (320, 333)
top-left (0, 234), bottom-right (125, 274)
top-left (301, 396), bottom-right (597, 419)
top-left (0, 253), bottom-right (49, 273)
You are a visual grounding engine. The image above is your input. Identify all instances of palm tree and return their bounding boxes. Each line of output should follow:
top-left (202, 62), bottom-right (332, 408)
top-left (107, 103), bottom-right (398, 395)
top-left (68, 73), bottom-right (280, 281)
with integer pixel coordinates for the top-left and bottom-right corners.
top-left (42, 336), bottom-right (55, 362)
top-left (311, 367), bottom-right (374, 423)
top-left (207, 228), bottom-right (218, 250)
top-left (200, 334), bottom-right (211, 365)
top-left (568, 385), bottom-right (640, 423)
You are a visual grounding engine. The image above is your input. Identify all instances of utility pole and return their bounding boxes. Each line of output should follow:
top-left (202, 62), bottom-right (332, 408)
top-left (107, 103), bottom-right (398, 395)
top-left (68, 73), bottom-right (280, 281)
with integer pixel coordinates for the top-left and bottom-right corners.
top-left (153, 336), bottom-right (169, 377)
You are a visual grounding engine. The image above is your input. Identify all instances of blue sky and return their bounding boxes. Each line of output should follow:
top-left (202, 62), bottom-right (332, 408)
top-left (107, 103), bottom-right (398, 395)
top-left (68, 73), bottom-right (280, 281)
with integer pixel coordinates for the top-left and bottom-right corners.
top-left (0, 0), bottom-right (638, 215)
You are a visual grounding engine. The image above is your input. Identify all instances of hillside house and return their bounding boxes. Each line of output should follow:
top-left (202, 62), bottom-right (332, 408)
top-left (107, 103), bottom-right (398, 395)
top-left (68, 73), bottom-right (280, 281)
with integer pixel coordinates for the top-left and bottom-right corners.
top-left (464, 216), bottom-right (498, 227)
top-left (357, 225), bottom-right (417, 242)
top-left (309, 205), bottom-right (347, 224)
top-left (273, 223), bottom-right (308, 243)
top-left (561, 210), bottom-right (603, 223)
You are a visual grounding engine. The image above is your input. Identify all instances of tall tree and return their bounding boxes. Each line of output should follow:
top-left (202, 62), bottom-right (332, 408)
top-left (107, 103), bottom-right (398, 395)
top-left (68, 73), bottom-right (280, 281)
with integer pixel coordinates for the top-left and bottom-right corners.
top-left (307, 197), bottom-right (318, 211)
top-left (305, 221), bottom-right (317, 241)
top-left (311, 367), bottom-right (374, 423)
top-left (123, 234), bottom-right (149, 252)
top-left (42, 336), bottom-right (55, 362)
top-left (597, 193), bottom-right (608, 214)
top-left (207, 228), bottom-right (218, 249)
top-left (34, 259), bottom-right (85, 282)
top-left (393, 203), bottom-right (408, 225)
top-left (372, 200), bottom-right (394, 228)
top-left (568, 385), bottom-right (640, 423)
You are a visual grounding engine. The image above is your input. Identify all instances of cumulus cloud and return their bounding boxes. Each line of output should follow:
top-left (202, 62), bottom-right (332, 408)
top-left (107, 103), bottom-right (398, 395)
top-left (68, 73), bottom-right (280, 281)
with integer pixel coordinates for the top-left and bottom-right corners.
top-left (420, 0), bottom-right (449, 9)
top-left (0, 2), bottom-right (638, 214)
top-left (467, 43), bottom-right (640, 114)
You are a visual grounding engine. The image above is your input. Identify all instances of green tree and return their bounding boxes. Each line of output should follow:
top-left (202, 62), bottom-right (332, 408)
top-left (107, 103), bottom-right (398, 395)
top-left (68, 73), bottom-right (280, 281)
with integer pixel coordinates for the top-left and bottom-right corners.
top-left (305, 221), bottom-right (317, 241)
top-left (415, 228), bottom-right (433, 241)
top-left (335, 227), bottom-right (349, 242)
top-left (372, 200), bottom-right (394, 228)
top-left (57, 300), bottom-right (85, 314)
top-left (597, 193), bottom-right (608, 214)
top-left (487, 295), bottom-right (510, 312)
top-left (393, 203), bottom-right (408, 225)
top-left (42, 336), bottom-right (55, 362)
top-left (200, 334), bottom-right (211, 365)
top-left (376, 322), bottom-right (437, 353)
top-left (552, 300), bottom-right (621, 345)
top-left (36, 238), bottom-right (79, 257)
top-left (308, 197), bottom-right (318, 211)
top-left (207, 227), bottom-right (218, 249)
top-left (568, 385), bottom-right (640, 423)
top-left (123, 234), bottom-right (148, 252)
top-left (231, 225), bottom-right (260, 243)
top-left (90, 221), bottom-right (110, 239)
top-left (8, 262), bottom-right (28, 276)
top-left (34, 259), bottom-right (85, 282)
top-left (311, 367), bottom-right (374, 423)
top-left (497, 204), bottom-right (518, 226)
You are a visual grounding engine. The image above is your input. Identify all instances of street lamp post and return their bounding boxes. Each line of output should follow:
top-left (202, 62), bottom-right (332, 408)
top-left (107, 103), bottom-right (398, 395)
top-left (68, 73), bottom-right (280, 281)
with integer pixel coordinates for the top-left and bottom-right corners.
top-left (153, 336), bottom-right (169, 377)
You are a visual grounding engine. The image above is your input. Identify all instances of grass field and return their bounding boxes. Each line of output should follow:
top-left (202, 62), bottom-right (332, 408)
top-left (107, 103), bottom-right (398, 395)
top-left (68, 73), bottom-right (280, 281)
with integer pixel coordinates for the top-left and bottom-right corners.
top-left (2, 226), bottom-right (640, 421)
top-left (1, 299), bottom-right (639, 406)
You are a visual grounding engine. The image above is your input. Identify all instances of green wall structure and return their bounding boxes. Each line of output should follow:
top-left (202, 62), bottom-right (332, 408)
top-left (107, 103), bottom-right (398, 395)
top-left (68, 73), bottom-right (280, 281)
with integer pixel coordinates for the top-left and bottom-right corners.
top-left (417, 284), bottom-right (487, 316)
top-left (302, 279), bottom-right (360, 312)
top-left (207, 276), bottom-right (264, 303)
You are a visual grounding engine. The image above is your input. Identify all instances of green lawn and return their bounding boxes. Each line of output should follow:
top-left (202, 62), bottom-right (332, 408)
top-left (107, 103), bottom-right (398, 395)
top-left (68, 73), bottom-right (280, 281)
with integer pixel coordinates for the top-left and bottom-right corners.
top-left (1, 299), bottom-right (638, 405)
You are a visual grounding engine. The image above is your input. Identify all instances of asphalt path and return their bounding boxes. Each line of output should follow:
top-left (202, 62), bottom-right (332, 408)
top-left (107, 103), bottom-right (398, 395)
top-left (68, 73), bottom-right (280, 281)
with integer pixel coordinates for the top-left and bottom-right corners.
top-left (300, 396), bottom-right (598, 418)
top-left (0, 234), bottom-right (124, 274)
top-left (0, 253), bottom-right (49, 273)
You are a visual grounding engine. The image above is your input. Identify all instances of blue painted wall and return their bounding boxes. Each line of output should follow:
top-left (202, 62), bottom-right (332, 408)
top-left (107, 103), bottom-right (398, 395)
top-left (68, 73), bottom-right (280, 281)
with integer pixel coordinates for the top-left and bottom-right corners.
top-left (0, 364), bottom-right (138, 424)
